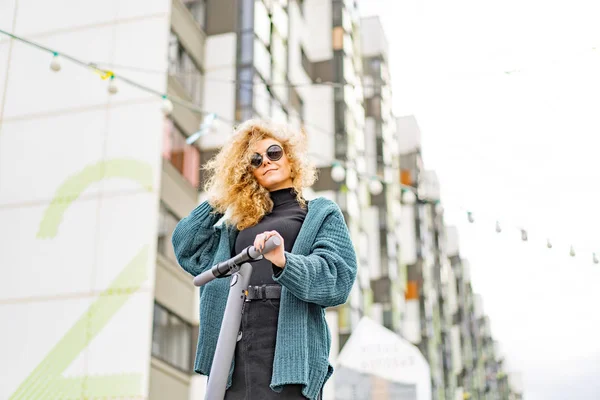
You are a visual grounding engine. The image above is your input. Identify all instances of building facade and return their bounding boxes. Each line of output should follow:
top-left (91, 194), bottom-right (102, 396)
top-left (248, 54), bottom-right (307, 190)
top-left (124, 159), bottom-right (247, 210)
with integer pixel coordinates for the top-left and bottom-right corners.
top-left (0, 0), bottom-right (524, 399)
top-left (397, 116), bottom-right (522, 400)
top-left (0, 1), bottom-right (173, 400)
top-left (359, 15), bottom-right (403, 336)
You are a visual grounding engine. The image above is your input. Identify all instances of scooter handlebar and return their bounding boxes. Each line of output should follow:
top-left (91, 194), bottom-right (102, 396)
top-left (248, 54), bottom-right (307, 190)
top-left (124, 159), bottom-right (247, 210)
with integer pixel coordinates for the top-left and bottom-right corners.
top-left (193, 236), bottom-right (281, 287)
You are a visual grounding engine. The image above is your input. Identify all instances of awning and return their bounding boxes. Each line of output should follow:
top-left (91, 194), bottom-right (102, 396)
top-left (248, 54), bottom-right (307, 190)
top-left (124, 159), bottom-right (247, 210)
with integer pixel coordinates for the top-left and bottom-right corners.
top-left (334, 317), bottom-right (431, 400)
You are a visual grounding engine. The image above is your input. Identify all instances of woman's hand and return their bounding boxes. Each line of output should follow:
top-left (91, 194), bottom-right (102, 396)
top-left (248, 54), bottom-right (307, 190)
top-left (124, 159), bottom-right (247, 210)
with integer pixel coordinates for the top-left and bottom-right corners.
top-left (253, 230), bottom-right (286, 268)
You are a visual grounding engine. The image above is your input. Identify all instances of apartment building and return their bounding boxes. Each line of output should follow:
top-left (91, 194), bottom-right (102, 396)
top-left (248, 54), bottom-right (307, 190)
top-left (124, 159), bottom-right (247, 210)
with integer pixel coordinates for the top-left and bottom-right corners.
top-left (359, 15), bottom-right (403, 335)
top-left (160, 0), bottom-right (379, 398)
top-left (396, 115), bottom-right (521, 400)
top-left (1, 1), bottom-right (175, 400)
top-left (1, 0), bottom-right (521, 398)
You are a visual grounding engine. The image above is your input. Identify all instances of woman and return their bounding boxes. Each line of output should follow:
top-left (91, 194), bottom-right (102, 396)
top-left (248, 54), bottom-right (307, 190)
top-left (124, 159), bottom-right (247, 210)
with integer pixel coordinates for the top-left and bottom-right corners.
top-left (172, 119), bottom-right (357, 400)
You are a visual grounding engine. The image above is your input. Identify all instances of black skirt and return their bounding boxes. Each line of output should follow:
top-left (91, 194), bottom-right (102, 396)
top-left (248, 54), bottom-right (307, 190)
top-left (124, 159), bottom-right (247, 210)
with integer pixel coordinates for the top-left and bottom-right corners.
top-left (224, 299), bottom-right (308, 400)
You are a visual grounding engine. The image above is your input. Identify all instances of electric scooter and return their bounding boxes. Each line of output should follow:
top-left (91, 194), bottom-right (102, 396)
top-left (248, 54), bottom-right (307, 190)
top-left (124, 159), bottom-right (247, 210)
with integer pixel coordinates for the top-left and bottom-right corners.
top-left (193, 236), bottom-right (281, 399)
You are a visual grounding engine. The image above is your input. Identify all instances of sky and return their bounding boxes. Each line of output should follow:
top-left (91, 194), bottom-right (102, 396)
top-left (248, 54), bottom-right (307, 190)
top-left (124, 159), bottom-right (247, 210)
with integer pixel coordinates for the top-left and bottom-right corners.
top-left (359, 0), bottom-right (600, 399)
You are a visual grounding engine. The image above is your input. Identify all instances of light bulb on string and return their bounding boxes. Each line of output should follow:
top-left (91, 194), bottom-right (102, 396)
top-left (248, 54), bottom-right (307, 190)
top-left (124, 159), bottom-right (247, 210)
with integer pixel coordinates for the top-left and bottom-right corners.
top-left (467, 211), bottom-right (474, 223)
top-left (331, 162), bottom-right (346, 183)
top-left (107, 75), bottom-right (118, 95)
top-left (50, 52), bottom-right (61, 72)
top-left (401, 188), bottom-right (416, 205)
top-left (368, 177), bottom-right (383, 195)
top-left (495, 221), bottom-right (501, 233)
top-left (161, 95), bottom-right (173, 115)
top-left (520, 229), bottom-right (528, 242)
top-left (593, 253), bottom-right (599, 264)
top-left (547, 239), bottom-right (553, 249)
top-left (569, 246), bottom-right (576, 257)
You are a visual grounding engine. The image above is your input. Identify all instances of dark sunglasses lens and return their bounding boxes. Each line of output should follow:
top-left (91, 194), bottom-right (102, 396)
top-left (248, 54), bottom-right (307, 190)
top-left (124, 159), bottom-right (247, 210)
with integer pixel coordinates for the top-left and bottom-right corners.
top-left (266, 145), bottom-right (283, 161)
top-left (250, 153), bottom-right (263, 167)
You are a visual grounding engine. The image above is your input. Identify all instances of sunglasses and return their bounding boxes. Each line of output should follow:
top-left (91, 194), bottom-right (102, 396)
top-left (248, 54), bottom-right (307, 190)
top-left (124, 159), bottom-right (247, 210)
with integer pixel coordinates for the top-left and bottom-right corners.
top-left (250, 144), bottom-right (284, 168)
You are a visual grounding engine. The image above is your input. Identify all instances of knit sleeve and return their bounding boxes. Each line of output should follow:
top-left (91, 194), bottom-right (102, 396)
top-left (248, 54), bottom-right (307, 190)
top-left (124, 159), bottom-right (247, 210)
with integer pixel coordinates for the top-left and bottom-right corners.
top-left (171, 201), bottom-right (224, 277)
top-left (273, 209), bottom-right (358, 307)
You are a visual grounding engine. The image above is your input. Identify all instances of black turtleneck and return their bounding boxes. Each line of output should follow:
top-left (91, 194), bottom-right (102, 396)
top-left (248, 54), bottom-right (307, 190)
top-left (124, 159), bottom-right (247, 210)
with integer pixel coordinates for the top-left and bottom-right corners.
top-left (234, 188), bottom-right (308, 285)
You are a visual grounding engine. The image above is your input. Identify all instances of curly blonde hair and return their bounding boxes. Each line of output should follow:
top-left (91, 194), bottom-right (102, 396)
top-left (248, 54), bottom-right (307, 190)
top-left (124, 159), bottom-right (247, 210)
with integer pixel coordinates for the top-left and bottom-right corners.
top-left (203, 119), bottom-right (317, 230)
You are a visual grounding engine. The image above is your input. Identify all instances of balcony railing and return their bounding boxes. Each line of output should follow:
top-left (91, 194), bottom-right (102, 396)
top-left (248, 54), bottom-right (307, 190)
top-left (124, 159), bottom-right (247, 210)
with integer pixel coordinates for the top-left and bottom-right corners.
top-left (168, 32), bottom-right (203, 105)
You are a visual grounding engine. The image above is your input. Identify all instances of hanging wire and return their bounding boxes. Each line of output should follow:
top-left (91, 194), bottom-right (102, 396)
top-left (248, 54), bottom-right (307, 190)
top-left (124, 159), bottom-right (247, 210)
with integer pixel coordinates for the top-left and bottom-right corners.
top-left (1, 28), bottom-right (598, 264)
top-left (0, 28), bottom-right (235, 126)
top-left (89, 61), bottom-right (391, 89)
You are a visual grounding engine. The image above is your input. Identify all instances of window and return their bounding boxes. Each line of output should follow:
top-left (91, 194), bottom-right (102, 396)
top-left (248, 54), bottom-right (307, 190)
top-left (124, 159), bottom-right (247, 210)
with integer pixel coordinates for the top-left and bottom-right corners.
top-left (157, 203), bottom-right (179, 263)
top-left (168, 32), bottom-right (203, 105)
top-left (163, 118), bottom-right (200, 188)
top-left (152, 302), bottom-right (195, 373)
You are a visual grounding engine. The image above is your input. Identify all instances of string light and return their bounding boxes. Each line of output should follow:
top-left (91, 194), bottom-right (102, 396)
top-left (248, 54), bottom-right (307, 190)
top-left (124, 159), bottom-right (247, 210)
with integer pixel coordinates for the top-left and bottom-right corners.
top-left (1, 28), bottom-right (598, 265)
top-left (321, 158), bottom-right (600, 265)
top-left (368, 178), bottom-right (384, 196)
top-left (330, 162), bottom-right (346, 183)
top-left (467, 211), bottom-right (475, 223)
top-left (107, 75), bottom-right (118, 95)
top-left (401, 188), bottom-right (417, 205)
top-left (161, 95), bottom-right (174, 115)
top-left (87, 62), bottom-right (392, 90)
top-left (50, 52), bottom-right (61, 72)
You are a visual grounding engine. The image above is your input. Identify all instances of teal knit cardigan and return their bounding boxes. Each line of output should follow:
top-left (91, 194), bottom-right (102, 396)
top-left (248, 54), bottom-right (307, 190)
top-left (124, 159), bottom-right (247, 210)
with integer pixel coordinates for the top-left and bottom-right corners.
top-left (172, 197), bottom-right (357, 400)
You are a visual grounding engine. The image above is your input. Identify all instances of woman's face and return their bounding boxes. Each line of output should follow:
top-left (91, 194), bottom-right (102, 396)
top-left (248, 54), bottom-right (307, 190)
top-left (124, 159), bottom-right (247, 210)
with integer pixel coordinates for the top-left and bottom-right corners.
top-left (250, 138), bottom-right (293, 192)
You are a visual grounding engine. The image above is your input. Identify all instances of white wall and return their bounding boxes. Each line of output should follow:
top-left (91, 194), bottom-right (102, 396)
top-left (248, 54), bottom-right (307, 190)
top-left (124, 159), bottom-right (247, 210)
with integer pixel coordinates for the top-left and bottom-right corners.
top-left (397, 115), bottom-right (422, 155)
top-left (399, 206), bottom-right (418, 265)
top-left (303, 0), bottom-right (333, 62)
top-left (360, 16), bottom-right (389, 61)
top-left (0, 1), bottom-right (170, 398)
top-left (200, 32), bottom-right (237, 149)
top-left (288, 1), bottom-right (335, 168)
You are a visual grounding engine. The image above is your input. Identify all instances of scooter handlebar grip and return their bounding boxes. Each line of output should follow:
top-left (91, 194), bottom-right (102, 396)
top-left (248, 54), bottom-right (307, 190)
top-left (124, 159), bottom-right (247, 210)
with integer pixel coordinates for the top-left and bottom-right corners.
top-left (248, 236), bottom-right (281, 259)
top-left (193, 269), bottom-right (215, 287)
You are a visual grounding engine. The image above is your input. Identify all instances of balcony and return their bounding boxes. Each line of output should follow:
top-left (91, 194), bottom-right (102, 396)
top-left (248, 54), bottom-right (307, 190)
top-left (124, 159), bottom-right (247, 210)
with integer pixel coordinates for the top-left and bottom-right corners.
top-left (162, 118), bottom-right (200, 189)
top-left (171, 0), bottom-right (206, 71)
top-left (168, 32), bottom-right (203, 106)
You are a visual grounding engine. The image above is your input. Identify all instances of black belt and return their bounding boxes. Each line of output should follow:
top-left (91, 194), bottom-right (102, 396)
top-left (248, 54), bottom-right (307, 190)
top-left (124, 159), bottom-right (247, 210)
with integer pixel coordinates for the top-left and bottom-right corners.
top-left (245, 284), bottom-right (282, 301)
